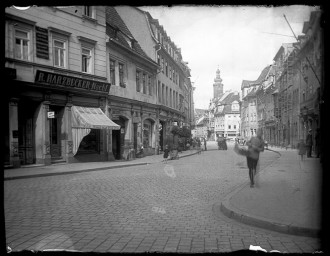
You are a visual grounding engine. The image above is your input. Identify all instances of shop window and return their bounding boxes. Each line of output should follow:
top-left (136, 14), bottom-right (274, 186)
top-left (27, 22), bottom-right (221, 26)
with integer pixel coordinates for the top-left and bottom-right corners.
top-left (143, 122), bottom-right (152, 148)
top-left (78, 129), bottom-right (100, 153)
top-left (53, 39), bottom-right (66, 68)
top-left (82, 47), bottom-right (92, 73)
top-left (15, 29), bottom-right (30, 61)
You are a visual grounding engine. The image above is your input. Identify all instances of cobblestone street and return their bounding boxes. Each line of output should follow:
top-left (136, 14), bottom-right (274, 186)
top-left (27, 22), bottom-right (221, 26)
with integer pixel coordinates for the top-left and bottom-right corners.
top-left (5, 142), bottom-right (321, 253)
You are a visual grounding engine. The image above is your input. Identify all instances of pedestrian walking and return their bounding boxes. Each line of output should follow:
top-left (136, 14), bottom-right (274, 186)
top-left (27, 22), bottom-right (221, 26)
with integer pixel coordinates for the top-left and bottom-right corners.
top-left (163, 145), bottom-right (170, 163)
top-left (245, 129), bottom-right (265, 187)
top-left (204, 138), bottom-right (207, 151)
top-left (297, 138), bottom-right (306, 161)
top-left (234, 129), bottom-right (265, 188)
top-left (306, 129), bottom-right (313, 158)
top-left (197, 138), bottom-right (201, 154)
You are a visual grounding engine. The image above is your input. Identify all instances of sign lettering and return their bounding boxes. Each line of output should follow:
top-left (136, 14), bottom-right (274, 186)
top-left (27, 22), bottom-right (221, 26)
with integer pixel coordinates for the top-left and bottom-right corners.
top-left (35, 70), bottom-right (111, 94)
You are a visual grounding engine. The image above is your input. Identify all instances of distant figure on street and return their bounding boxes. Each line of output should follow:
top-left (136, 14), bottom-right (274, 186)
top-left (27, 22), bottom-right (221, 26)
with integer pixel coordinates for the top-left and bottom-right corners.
top-left (297, 138), bottom-right (306, 161)
top-left (204, 138), bottom-right (207, 151)
top-left (197, 138), bottom-right (201, 154)
top-left (306, 129), bottom-right (313, 158)
top-left (163, 145), bottom-right (170, 163)
top-left (315, 128), bottom-right (320, 158)
top-left (245, 129), bottom-right (265, 188)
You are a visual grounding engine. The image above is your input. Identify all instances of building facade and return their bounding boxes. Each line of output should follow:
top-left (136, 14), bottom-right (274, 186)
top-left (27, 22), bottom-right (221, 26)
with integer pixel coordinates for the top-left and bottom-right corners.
top-left (105, 7), bottom-right (159, 159)
top-left (115, 6), bottom-right (192, 151)
top-left (5, 6), bottom-right (121, 167)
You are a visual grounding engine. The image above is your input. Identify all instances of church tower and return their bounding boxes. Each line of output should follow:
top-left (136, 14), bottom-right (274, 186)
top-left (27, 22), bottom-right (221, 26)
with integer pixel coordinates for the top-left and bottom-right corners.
top-left (213, 67), bottom-right (224, 99)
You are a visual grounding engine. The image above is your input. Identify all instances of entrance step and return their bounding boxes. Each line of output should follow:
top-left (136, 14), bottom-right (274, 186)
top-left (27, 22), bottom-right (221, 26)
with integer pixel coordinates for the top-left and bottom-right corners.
top-left (51, 158), bottom-right (66, 164)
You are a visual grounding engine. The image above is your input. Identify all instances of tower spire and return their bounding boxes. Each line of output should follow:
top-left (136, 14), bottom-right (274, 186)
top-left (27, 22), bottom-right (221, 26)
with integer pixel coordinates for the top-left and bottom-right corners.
top-left (213, 67), bottom-right (223, 99)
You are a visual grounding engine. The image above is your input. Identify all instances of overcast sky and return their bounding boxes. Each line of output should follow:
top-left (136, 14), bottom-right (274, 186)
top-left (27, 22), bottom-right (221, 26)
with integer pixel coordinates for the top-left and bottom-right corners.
top-left (139, 5), bottom-right (320, 109)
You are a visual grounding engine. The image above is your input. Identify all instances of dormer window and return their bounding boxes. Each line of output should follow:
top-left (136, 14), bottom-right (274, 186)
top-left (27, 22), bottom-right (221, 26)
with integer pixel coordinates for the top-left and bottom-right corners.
top-left (83, 6), bottom-right (95, 19)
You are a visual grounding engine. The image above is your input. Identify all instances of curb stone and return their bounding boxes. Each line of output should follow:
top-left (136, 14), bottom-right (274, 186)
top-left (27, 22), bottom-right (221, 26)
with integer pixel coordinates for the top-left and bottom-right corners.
top-left (217, 151), bottom-right (320, 238)
top-left (4, 151), bottom-right (200, 181)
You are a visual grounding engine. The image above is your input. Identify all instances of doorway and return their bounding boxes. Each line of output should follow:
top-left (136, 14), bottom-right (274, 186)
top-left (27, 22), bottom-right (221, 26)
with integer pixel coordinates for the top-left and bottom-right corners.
top-left (18, 100), bottom-right (39, 165)
top-left (112, 117), bottom-right (125, 160)
top-left (49, 106), bottom-right (63, 160)
top-left (159, 121), bottom-right (165, 151)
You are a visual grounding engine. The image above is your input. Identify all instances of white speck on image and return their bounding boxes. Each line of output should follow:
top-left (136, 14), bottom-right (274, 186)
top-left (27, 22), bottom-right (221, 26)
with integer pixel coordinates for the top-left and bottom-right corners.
top-left (152, 206), bottom-right (166, 214)
top-left (164, 164), bottom-right (176, 178)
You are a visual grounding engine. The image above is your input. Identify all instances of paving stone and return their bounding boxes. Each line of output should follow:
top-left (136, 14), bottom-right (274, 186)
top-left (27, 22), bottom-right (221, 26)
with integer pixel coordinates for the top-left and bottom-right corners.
top-left (4, 146), bottom-right (321, 254)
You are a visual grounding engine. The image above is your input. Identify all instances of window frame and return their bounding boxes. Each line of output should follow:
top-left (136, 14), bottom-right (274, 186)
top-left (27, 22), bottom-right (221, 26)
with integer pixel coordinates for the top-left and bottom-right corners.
top-left (119, 62), bottom-right (124, 87)
top-left (53, 38), bottom-right (66, 68)
top-left (14, 27), bottom-right (31, 61)
top-left (81, 46), bottom-right (93, 73)
top-left (136, 70), bottom-right (141, 92)
top-left (109, 58), bottom-right (116, 85)
top-left (82, 6), bottom-right (96, 19)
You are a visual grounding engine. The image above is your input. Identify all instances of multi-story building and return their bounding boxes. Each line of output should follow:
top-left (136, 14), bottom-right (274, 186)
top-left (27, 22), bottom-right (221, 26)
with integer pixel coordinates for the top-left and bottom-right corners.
top-left (214, 91), bottom-right (240, 139)
top-left (240, 82), bottom-right (258, 139)
top-left (5, 6), bottom-right (120, 167)
top-left (105, 7), bottom-right (159, 159)
top-left (255, 65), bottom-right (276, 144)
top-left (115, 6), bottom-right (193, 151)
top-left (297, 11), bottom-right (323, 153)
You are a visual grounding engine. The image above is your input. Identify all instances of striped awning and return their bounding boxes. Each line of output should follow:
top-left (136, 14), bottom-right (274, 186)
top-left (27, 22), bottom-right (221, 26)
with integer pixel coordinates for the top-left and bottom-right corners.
top-left (72, 106), bottom-right (120, 130)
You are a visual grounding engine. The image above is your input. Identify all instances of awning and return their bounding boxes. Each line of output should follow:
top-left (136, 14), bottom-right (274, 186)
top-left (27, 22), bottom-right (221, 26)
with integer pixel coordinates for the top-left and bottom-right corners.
top-left (72, 106), bottom-right (120, 130)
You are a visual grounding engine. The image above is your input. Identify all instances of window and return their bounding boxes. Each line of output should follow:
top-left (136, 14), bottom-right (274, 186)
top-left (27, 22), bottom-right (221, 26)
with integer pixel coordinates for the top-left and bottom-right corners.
top-left (53, 39), bottom-right (65, 67)
top-left (234, 125), bottom-right (236, 129)
top-left (15, 29), bottom-right (29, 60)
top-left (173, 69), bottom-right (175, 82)
top-left (83, 6), bottom-right (94, 18)
top-left (158, 81), bottom-right (161, 102)
top-left (119, 63), bottom-right (124, 86)
top-left (165, 61), bottom-right (168, 76)
top-left (82, 47), bottom-right (92, 73)
top-left (148, 76), bottom-right (152, 95)
top-left (169, 66), bottom-right (172, 80)
top-left (143, 74), bottom-right (146, 94)
top-left (157, 54), bottom-right (160, 65)
top-left (228, 125), bottom-right (231, 129)
top-left (161, 57), bottom-right (164, 73)
top-left (136, 70), bottom-right (141, 92)
top-left (110, 59), bottom-right (115, 85)
top-left (78, 129), bottom-right (100, 153)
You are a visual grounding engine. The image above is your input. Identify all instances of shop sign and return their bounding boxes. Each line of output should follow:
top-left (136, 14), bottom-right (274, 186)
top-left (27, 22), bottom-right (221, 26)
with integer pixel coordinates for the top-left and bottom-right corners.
top-left (35, 70), bottom-right (111, 94)
top-left (35, 26), bottom-right (49, 59)
top-left (47, 111), bottom-right (55, 119)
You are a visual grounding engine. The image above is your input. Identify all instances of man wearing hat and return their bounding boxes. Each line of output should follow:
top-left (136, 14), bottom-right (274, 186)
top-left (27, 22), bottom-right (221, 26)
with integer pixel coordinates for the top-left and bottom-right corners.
top-left (306, 129), bottom-right (313, 158)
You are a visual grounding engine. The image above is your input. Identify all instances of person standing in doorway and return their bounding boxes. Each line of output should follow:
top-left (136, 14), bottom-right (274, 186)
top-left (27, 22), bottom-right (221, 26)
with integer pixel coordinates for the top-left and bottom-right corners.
top-left (163, 145), bottom-right (170, 163)
top-left (297, 138), bottom-right (306, 161)
top-left (306, 129), bottom-right (313, 158)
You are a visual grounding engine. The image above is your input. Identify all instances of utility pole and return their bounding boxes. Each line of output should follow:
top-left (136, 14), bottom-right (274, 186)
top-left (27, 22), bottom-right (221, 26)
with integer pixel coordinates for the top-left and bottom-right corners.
top-left (283, 14), bottom-right (321, 86)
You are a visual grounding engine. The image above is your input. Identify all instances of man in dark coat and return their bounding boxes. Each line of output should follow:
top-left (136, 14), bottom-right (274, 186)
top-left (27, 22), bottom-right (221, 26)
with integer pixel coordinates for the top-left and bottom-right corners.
top-left (306, 129), bottom-right (313, 158)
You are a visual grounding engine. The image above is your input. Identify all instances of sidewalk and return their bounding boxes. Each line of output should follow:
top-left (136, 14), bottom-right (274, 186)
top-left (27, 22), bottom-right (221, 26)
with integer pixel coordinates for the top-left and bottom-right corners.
top-left (218, 150), bottom-right (322, 237)
top-left (4, 149), bottom-right (199, 180)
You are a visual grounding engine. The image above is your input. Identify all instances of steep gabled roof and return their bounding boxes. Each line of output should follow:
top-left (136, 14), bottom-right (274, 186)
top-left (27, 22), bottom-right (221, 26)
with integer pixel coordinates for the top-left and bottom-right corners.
top-left (214, 92), bottom-right (240, 116)
top-left (105, 7), bottom-right (152, 61)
